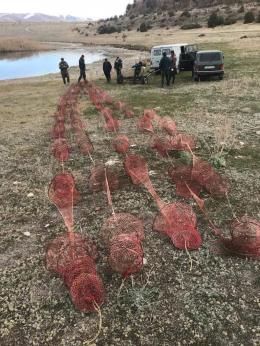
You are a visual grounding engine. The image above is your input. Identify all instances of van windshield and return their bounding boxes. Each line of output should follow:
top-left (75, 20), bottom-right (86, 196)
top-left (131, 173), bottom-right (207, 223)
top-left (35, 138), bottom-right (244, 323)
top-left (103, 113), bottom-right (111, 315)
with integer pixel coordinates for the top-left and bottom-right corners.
top-left (198, 52), bottom-right (222, 62)
top-left (153, 49), bottom-right (162, 56)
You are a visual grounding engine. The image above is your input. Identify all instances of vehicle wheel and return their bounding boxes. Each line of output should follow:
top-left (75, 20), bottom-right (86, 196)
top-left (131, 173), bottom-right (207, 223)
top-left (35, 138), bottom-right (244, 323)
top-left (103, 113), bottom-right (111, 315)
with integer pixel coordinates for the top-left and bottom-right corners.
top-left (219, 75), bottom-right (224, 80)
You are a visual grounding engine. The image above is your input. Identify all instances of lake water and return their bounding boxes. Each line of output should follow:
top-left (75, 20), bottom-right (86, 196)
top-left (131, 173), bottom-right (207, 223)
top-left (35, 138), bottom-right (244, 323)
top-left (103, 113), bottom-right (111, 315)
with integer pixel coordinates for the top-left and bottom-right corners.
top-left (0, 46), bottom-right (104, 80)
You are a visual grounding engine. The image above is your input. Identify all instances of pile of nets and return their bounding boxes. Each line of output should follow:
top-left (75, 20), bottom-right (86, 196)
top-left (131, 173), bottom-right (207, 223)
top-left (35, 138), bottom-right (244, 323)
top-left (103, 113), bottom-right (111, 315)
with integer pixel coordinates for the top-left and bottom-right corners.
top-left (169, 156), bottom-right (229, 199)
top-left (46, 232), bottom-right (105, 312)
top-left (102, 213), bottom-right (144, 276)
top-left (124, 154), bottom-right (202, 250)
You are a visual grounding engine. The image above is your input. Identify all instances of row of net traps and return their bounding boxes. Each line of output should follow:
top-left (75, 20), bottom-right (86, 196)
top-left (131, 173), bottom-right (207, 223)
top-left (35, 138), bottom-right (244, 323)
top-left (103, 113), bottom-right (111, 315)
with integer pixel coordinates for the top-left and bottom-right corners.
top-left (51, 83), bottom-right (94, 163)
top-left (47, 83), bottom-right (259, 317)
top-left (46, 163), bottom-right (260, 314)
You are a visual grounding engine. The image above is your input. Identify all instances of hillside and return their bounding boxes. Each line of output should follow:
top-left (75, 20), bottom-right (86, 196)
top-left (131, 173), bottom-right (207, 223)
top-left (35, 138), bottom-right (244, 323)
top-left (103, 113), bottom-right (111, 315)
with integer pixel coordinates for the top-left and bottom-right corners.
top-left (74, 0), bottom-right (259, 38)
top-left (126, 0), bottom-right (254, 15)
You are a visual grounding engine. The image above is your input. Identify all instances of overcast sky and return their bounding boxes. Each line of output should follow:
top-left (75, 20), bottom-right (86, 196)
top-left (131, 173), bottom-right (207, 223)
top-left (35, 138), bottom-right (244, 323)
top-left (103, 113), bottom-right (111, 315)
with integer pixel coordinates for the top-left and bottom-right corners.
top-left (0, 0), bottom-right (134, 19)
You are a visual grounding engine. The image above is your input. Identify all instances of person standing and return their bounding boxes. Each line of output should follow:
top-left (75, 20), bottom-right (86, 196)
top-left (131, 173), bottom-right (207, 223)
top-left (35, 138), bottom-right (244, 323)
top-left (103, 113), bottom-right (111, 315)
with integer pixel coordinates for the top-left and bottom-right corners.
top-left (159, 52), bottom-right (171, 87)
top-left (114, 57), bottom-right (123, 83)
top-left (170, 50), bottom-right (177, 85)
top-left (78, 54), bottom-right (86, 83)
top-left (59, 58), bottom-right (70, 85)
top-left (103, 58), bottom-right (112, 82)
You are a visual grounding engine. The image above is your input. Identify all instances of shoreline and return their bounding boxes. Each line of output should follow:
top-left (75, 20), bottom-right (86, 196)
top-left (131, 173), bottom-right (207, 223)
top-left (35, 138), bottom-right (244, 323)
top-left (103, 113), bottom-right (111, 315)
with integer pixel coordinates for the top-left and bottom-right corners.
top-left (0, 44), bottom-right (149, 83)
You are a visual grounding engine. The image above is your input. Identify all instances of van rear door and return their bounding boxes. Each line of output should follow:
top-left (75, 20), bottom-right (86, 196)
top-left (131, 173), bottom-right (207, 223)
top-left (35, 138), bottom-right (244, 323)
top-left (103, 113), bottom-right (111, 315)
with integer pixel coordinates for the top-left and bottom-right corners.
top-left (179, 44), bottom-right (198, 72)
top-left (151, 48), bottom-right (162, 68)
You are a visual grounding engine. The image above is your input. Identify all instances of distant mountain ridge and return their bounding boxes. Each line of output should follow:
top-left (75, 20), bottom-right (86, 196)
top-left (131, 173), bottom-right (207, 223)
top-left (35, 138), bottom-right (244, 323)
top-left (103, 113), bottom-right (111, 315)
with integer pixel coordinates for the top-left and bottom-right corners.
top-left (0, 13), bottom-right (89, 22)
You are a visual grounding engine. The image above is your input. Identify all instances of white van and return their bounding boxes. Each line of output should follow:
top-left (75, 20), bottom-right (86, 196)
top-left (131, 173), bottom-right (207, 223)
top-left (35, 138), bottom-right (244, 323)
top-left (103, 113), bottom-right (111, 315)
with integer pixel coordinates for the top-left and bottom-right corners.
top-left (150, 43), bottom-right (198, 72)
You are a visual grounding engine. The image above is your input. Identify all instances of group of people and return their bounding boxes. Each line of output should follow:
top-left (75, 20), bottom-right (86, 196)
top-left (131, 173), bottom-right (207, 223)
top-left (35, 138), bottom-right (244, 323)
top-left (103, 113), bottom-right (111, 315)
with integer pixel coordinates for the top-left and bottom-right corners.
top-left (58, 55), bottom-right (123, 85)
top-left (159, 50), bottom-right (177, 87)
top-left (59, 54), bottom-right (87, 85)
top-left (59, 50), bottom-right (177, 88)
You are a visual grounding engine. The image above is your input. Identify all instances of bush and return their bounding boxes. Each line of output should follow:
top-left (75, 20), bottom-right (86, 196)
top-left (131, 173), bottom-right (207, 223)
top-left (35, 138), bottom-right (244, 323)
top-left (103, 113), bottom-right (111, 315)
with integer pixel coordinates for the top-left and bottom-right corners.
top-left (97, 25), bottom-right (119, 34)
top-left (140, 22), bottom-right (149, 32)
top-left (257, 12), bottom-right (260, 23)
top-left (208, 12), bottom-right (224, 28)
top-left (168, 10), bottom-right (175, 17)
top-left (224, 16), bottom-right (237, 25)
top-left (181, 23), bottom-right (202, 30)
top-left (180, 10), bottom-right (191, 18)
top-left (244, 11), bottom-right (255, 23)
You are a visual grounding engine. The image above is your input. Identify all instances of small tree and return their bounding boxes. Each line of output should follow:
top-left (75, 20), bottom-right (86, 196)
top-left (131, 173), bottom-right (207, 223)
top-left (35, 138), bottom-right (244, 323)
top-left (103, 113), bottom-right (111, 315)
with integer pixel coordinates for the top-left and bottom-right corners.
top-left (244, 11), bottom-right (255, 23)
top-left (208, 13), bottom-right (220, 28)
top-left (140, 22), bottom-right (148, 32)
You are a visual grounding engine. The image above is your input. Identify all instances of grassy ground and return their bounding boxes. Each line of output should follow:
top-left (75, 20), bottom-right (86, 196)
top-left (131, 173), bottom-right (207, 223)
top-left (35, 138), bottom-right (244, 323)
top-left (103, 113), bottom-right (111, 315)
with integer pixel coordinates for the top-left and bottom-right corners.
top-left (0, 32), bottom-right (259, 346)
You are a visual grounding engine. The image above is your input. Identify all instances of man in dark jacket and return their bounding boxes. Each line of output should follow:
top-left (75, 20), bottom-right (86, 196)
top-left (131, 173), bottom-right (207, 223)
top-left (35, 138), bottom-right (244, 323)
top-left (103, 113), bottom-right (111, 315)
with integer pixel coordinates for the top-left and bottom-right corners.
top-left (103, 58), bottom-right (112, 82)
top-left (132, 61), bottom-right (143, 83)
top-left (159, 52), bottom-right (171, 87)
top-left (78, 54), bottom-right (86, 83)
top-left (59, 58), bottom-right (70, 85)
top-left (114, 57), bottom-right (123, 83)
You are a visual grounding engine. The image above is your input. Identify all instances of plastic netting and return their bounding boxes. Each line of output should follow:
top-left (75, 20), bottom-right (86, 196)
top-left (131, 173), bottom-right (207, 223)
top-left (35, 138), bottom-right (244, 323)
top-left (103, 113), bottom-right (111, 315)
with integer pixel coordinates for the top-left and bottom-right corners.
top-left (48, 173), bottom-right (80, 231)
top-left (218, 216), bottom-right (260, 259)
top-left (105, 116), bottom-right (120, 132)
top-left (160, 116), bottom-right (177, 136)
top-left (76, 133), bottom-right (94, 156)
top-left (169, 165), bottom-right (202, 198)
top-left (114, 101), bottom-right (126, 111)
top-left (113, 135), bottom-right (130, 154)
top-left (45, 233), bottom-right (98, 274)
top-left (51, 138), bottom-right (69, 162)
top-left (61, 256), bottom-right (97, 288)
top-left (52, 122), bottom-right (66, 139)
top-left (137, 114), bottom-right (154, 133)
top-left (153, 202), bottom-right (202, 250)
top-left (124, 154), bottom-right (149, 185)
top-left (48, 173), bottom-right (80, 208)
top-left (152, 134), bottom-right (195, 156)
top-left (123, 107), bottom-right (134, 118)
top-left (192, 157), bottom-right (229, 197)
top-left (89, 164), bottom-right (119, 192)
top-left (108, 233), bottom-right (144, 276)
top-left (101, 212), bottom-right (144, 245)
top-left (70, 273), bottom-right (105, 312)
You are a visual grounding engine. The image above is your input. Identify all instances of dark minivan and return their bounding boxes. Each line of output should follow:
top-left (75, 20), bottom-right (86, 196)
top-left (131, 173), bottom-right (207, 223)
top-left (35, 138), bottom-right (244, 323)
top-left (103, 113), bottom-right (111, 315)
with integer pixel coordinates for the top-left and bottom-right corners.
top-left (192, 50), bottom-right (224, 81)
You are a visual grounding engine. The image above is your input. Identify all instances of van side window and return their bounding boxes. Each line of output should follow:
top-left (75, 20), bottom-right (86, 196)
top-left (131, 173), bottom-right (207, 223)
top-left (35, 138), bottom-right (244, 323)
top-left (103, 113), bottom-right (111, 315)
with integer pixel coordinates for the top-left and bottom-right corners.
top-left (153, 49), bottom-right (162, 56)
top-left (162, 49), bottom-right (171, 55)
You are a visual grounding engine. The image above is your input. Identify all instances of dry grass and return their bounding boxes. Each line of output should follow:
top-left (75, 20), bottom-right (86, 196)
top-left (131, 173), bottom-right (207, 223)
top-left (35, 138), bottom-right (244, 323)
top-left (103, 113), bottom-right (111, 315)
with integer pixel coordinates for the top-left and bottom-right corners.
top-left (0, 21), bottom-right (260, 50)
top-left (0, 38), bottom-right (48, 53)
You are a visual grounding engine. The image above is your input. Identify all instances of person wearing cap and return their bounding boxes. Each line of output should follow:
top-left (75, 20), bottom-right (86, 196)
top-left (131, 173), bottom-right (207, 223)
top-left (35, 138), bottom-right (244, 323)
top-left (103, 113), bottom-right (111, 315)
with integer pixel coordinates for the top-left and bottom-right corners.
top-left (103, 58), bottom-right (112, 82)
top-left (159, 52), bottom-right (171, 87)
top-left (78, 54), bottom-right (86, 83)
top-left (59, 58), bottom-right (70, 85)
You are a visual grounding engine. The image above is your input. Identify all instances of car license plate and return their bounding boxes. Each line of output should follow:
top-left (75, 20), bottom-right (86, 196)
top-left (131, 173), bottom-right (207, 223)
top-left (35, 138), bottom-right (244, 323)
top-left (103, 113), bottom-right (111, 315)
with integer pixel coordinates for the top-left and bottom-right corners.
top-left (204, 66), bottom-right (215, 69)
